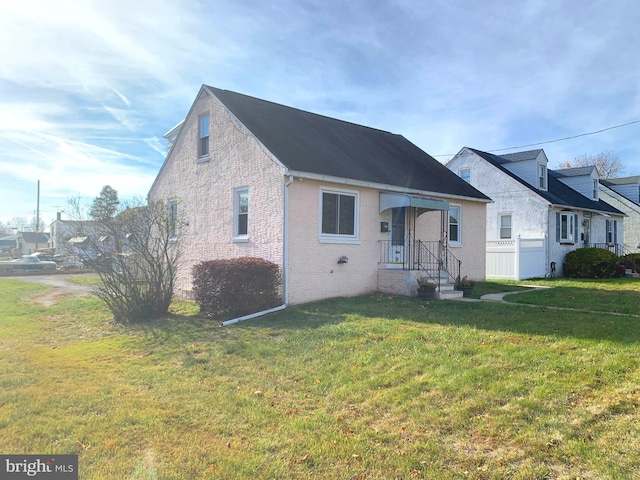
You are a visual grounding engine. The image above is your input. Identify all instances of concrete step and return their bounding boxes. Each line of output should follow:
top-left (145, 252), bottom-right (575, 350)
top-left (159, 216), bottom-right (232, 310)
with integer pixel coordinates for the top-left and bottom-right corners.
top-left (437, 289), bottom-right (463, 300)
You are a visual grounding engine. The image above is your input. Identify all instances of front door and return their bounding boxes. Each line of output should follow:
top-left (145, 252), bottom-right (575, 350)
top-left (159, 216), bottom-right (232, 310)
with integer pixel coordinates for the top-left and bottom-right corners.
top-left (389, 208), bottom-right (406, 263)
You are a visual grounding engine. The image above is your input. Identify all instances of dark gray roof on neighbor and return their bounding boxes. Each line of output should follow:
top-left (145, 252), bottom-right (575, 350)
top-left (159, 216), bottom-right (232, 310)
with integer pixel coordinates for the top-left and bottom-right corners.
top-left (20, 232), bottom-right (49, 243)
top-left (468, 148), bottom-right (623, 215)
top-left (206, 86), bottom-right (489, 201)
top-left (601, 175), bottom-right (640, 186)
top-left (500, 149), bottom-right (543, 162)
top-left (554, 166), bottom-right (596, 177)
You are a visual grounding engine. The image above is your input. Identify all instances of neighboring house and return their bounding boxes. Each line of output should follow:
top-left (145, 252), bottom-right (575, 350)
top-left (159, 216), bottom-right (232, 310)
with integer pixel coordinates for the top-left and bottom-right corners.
top-left (599, 176), bottom-right (640, 252)
top-left (0, 235), bottom-right (18, 257)
top-left (447, 148), bottom-right (625, 279)
top-left (50, 213), bottom-right (105, 259)
top-left (149, 85), bottom-right (491, 305)
top-left (14, 231), bottom-right (50, 257)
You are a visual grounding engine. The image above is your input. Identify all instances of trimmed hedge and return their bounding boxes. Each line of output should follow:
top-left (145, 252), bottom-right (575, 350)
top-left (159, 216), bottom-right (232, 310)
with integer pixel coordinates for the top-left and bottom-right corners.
top-left (192, 257), bottom-right (282, 319)
top-left (563, 248), bottom-right (618, 279)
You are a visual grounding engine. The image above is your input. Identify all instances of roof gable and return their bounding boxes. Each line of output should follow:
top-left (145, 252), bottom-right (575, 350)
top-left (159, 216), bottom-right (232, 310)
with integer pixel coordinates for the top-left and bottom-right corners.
top-left (204, 86), bottom-right (489, 201)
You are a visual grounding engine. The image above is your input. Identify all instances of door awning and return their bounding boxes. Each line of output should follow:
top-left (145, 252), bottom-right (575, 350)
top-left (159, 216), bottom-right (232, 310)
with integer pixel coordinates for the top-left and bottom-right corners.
top-left (379, 193), bottom-right (449, 214)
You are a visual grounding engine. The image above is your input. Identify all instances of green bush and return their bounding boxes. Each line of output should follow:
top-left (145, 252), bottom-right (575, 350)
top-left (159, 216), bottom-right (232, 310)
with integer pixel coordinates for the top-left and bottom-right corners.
top-left (563, 248), bottom-right (618, 279)
top-left (192, 257), bottom-right (282, 319)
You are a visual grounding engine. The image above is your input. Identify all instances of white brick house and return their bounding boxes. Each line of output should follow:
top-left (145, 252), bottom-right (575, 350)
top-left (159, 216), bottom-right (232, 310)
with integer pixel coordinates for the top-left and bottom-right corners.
top-left (149, 86), bottom-right (491, 306)
top-left (447, 148), bottom-right (625, 278)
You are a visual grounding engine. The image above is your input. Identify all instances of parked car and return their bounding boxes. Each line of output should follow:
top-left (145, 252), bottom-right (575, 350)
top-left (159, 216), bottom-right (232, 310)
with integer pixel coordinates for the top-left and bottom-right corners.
top-left (61, 256), bottom-right (83, 270)
top-left (0, 254), bottom-right (57, 273)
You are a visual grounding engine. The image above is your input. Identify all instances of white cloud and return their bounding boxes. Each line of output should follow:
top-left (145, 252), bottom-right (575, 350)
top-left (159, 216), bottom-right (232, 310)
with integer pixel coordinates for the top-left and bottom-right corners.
top-left (2, 0), bottom-right (640, 225)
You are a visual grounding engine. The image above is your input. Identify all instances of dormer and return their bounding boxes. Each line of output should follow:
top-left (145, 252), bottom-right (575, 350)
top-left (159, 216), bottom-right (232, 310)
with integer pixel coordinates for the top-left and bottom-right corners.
top-left (500, 149), bottom-right (549, 191)
top-left (600, 176), bottom-right (640, 205)
top-left (552, 166), bottom-right (599, 201)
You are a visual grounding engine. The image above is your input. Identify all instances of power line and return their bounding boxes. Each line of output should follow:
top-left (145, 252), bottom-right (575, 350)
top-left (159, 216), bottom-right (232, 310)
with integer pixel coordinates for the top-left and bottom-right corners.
top-left (433, 119), bottom-right (640, 158)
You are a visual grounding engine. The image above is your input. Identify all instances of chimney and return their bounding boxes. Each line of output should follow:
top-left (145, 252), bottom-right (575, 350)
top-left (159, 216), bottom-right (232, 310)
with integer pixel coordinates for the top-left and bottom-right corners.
top-left (57, 212), bottom-right (62, 221)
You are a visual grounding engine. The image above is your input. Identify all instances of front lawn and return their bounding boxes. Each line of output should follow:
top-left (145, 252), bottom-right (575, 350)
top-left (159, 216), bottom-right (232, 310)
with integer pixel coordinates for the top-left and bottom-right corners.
top-left (500, 277), bottom-right (640, 315)
top-left (1, 279), bottom-right (639, 479)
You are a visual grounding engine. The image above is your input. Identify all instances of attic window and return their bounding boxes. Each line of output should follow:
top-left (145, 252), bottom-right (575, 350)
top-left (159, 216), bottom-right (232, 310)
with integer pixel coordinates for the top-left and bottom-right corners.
top-left (198, 114), bottom-right (210, 159)
top-left (460, 168), bottom-right (471, 184)
top-left (592, 179), bottom-right (598, 200)
top-left (538, 164), bottom-right (547, 189)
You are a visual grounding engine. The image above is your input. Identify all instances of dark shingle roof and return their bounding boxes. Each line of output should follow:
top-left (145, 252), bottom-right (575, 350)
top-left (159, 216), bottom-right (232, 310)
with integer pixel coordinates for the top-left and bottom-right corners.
top-left (500, 149), bottom-right (543, 162)
top-left (554, 166), bottom-right (596, 177)
top-left (468, 148), bottom-right (623, 215)
top-left (601, 176), bottom-right (640, 186)
top-left (206, 86), bottom-right (489, 201)
top-left (20, 232), bottom-right (49, 243)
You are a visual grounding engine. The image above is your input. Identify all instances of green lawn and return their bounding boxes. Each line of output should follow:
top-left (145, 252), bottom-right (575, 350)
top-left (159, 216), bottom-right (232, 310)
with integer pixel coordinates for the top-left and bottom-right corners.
top-left (1, 279), bottom-right (639, 479)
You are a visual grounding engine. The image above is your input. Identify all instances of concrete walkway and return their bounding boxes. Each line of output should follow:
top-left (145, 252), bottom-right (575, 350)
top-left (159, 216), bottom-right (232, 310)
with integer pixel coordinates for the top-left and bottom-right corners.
top-left (479, 285), bottom-right (550, 302)
top-left (446, 285), bottom-right (550, 303)
top-left (451, 284), bottom-right (640, 318)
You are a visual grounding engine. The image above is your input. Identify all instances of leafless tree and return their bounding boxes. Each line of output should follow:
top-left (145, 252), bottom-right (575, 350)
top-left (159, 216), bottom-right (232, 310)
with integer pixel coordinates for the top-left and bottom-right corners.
top-left (560, 150), bottom-right (625, 179)
top-left (65, 196), bottom-right (182, 323)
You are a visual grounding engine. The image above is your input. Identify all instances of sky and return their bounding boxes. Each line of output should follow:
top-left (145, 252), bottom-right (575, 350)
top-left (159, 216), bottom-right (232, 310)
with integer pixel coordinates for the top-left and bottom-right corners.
top-left (1, 0), bottom-right (640, 229)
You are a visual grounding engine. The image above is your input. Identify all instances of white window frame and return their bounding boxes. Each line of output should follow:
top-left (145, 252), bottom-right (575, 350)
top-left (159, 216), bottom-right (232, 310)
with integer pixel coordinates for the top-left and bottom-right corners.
top-left (319, 187), bottom-right (360, 244)
top-left (168, 198), bottom-right (179, 241)
top-left (460, 168), bottom-right (471, 184)
top-left (538, 164), bottom-right (547, 190)
top-left (559, 212), bottom-right (576, 243)
top-left (499, 213), bottom-right (512, 239)
top-left (448, 204), bottom-right (462, 246)
top-left (198, 114), bottom-right (210, 160)
top-left (233, 187), bottom-right (249, 242)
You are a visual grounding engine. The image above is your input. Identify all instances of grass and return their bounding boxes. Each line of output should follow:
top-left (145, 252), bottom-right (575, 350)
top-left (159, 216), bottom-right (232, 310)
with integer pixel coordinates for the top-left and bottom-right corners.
top-left (1, 279), bottom-right (640, 479)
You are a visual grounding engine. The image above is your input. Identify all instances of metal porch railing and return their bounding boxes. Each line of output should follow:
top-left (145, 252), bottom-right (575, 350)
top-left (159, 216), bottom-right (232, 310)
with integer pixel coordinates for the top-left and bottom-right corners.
top-left (585, 243), bottom-right (632, 257)
top-left (378, 240), bottom-right (461, 290)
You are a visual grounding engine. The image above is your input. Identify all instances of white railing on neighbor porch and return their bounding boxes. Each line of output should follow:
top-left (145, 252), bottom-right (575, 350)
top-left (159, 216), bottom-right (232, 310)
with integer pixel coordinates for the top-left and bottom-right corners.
top-left (486, 235), bottom-right (547, 280)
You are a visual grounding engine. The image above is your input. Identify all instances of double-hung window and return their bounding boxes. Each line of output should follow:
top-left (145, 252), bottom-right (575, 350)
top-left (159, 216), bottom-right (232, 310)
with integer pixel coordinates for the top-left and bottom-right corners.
top-left (198, 114), bottom-right (210, 159)
top-left (168, 199), bottom-right (179, 240)
top-left (320, 188), bottom-right (359, 242)
top-left (499, 214), bottom-right (512, 239)
top-left (448, 205), bottom-right (461, 245)
top-left (592, 179), bottom-right (598, 200)
top-left (538, 164), bottom-right (547, 189)
top-left (234, 187), bottom-right (249, 240)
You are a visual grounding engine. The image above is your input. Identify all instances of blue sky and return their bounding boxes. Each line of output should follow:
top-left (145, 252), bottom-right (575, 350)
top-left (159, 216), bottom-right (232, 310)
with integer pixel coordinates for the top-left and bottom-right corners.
top-left (1, 0), bottom-right (640, 227)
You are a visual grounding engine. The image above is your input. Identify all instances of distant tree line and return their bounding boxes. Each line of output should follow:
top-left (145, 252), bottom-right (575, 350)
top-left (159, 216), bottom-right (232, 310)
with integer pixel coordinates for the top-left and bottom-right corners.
top-left (560, 149), bottom-right (626, 179)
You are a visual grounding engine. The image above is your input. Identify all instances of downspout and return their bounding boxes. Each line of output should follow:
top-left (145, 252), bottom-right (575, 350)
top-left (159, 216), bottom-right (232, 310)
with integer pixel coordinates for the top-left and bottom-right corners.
top-left (283, 174), bottom-right (294, 305)
top-left (221, 174), bottom-right (293, 327)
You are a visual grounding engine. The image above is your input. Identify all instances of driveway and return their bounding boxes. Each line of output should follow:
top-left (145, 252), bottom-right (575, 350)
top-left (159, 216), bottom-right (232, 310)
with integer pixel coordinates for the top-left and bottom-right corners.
top-left (4, 273), bottom-right (96, 306)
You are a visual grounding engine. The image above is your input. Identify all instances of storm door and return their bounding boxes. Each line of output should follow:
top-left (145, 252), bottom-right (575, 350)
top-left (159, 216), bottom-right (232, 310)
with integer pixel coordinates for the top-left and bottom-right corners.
top-left (389, 207), bottom-right (406, 263)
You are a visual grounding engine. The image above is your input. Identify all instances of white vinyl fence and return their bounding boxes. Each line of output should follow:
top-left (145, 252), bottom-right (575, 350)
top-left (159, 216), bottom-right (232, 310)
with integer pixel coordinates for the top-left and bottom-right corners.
top-left (486, 236), bottom-right (547, 280)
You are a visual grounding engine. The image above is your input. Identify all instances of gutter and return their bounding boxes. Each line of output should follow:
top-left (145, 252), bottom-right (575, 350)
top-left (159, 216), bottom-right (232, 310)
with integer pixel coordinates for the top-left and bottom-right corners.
top-left (286, 170), bottom-right (491, 204)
